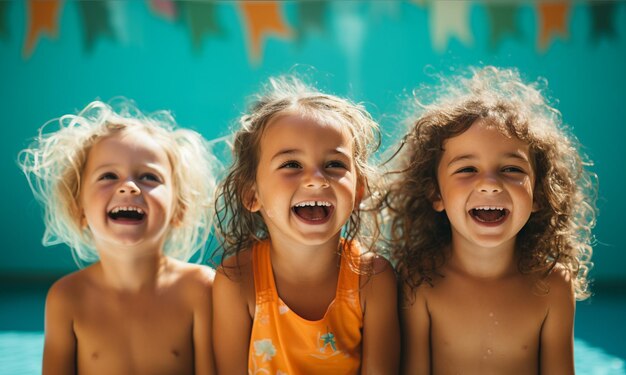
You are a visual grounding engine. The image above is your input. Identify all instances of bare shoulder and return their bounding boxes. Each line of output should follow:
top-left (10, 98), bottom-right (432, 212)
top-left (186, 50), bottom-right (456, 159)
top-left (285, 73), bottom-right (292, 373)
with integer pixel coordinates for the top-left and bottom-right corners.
top-left (165, 258), bottom-right (215, 299)
top-left (359, 253), bottom-right (398, 306)
top-left (216, 249), bottom-right (254, 282)
top-left (47, 266), bottom-right (98, 303)
top-left (542, 264), bottom-right (575, 302)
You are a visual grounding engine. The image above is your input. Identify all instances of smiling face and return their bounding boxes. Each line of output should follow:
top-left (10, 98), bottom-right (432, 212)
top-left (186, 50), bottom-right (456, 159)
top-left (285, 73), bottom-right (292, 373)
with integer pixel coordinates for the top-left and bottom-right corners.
top-left (249, 114), bottom-right (360, 248)
top-left (79, 129), bottom-right (176, 255)
top-left (433, 120), bottom-right (537, 251)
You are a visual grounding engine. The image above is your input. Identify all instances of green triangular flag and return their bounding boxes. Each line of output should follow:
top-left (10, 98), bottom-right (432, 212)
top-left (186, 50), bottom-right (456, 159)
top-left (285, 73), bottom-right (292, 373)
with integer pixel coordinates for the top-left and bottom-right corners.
top-left (78, 1), bottom-right (115, 52)
top-left (486, 3), bottom-right (522, 50)
top-left (590, 1), bottom-right (617, 42)
top-left (296, 0), bottom-right (328, 43)
top-left (0, 1), bottom-right (10, 39)
top-left (178, 0), bottom-right (224, 51)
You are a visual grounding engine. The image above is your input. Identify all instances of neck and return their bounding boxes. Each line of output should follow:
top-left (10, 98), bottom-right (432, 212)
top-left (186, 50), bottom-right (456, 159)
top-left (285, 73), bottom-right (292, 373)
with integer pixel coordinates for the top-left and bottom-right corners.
top-left (269, 233), bottom-right (342, 283)
top-left (448, 234), bottom-right (517, 279)
top-left (97, 250), bottom-right (169, 292)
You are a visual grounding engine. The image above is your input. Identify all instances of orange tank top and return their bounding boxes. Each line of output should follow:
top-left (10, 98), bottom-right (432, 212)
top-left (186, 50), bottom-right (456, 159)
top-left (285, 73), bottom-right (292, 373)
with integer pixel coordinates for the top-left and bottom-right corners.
top-left (248, 240), bottom-right (363, 375)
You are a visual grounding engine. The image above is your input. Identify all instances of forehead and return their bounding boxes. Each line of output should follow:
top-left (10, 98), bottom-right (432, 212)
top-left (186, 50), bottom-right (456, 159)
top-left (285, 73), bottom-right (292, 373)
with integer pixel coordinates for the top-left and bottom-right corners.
top-left (260, 113), bottom-right (354, 153)
top-left (442, 120), bottom-right (530, 157)
top-left (86, 129), bottom-right (172, 169)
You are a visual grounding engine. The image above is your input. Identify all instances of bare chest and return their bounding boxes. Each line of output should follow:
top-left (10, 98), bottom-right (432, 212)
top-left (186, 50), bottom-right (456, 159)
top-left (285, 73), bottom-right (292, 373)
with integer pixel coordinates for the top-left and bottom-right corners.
top-left (73, 293), bottom-right (195, 375)
top-left (427, 278), bottom-right (547, 374)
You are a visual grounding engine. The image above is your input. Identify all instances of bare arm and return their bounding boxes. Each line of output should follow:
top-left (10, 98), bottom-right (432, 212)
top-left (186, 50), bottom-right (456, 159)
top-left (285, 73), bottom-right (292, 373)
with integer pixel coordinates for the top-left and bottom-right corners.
top-left (212, 266), bottom-right (253, 375)
top-left (360, 258), bottom-right (400, 375)
top-left (539, 269), bottom-right (576, 375)
top-left (192, 268), bottom-right (216, 375)
top-left (42, 280), bottom-right (77, 375)
top-left (400, 283), bottom-right (430, 375)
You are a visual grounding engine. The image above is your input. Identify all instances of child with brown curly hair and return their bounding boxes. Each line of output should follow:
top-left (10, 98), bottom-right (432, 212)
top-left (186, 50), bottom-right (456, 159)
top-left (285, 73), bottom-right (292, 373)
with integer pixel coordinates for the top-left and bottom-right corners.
top-left (382, 67), bottom-right (597, 374)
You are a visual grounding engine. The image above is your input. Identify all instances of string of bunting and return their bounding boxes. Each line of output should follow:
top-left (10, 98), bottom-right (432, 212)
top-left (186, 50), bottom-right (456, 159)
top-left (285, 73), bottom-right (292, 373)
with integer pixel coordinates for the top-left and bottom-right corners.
top-left (1, 0), bottom-right (622, 63)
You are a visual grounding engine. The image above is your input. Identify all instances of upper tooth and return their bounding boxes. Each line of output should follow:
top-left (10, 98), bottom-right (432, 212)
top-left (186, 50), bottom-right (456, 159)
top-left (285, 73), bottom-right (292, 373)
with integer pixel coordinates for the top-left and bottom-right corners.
top-left (475, 206), bottom-right (503, 211)
top-left (110, 206), bottom-right (144, 214)
top-left (295, 201), bottom-right (331, 207)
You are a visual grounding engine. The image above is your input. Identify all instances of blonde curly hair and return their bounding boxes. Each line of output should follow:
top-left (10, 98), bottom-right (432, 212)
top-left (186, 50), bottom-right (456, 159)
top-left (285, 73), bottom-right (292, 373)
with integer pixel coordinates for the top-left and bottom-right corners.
top-left (19, 99), bottom-right (217, 266)
top-left (382, 66), bottom-right (597, 300)
top-left (214, 76), bottom-right (381, 264)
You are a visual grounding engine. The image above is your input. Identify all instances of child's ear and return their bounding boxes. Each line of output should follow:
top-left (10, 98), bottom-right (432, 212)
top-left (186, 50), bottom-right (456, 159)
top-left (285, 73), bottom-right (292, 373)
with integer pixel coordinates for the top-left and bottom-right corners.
top-left (244, 184), bottom-right (261, 212)
top-left (171, 204), bottom-right (186, 227)
top-left (532, 199), bottom-right (540, 213)
top-left (432, 193), bottom-right (445, 212)
top-left (354, 179), bottom-right (365, 206)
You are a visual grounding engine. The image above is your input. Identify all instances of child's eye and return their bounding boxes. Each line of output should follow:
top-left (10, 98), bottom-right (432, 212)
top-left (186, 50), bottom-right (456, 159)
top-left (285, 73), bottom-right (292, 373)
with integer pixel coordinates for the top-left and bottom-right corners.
top-left (279, 161), bottom-right (301, 169)
top-left (140, 173), bottom-right (161, 182)
top-left (455, 167), bottom-right (477, 174)
top-left (98, 172), bottom-right (117, 181)
top-left (502, 166), bottom-right (525, 173)
top-left (326, 160), bottom-right (347, 169)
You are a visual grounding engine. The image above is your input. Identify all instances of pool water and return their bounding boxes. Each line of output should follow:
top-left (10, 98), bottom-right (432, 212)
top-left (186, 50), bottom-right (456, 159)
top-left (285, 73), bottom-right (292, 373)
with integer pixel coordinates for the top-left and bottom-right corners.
top-left (1, 280), bottom-right (624, 374)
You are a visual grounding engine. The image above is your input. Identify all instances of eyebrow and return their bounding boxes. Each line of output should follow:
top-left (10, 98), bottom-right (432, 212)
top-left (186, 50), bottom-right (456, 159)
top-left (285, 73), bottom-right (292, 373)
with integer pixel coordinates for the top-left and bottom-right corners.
top-left (447, 152), bottom-right (530, 167)
top-left (270, 148), bottom-right (352, 162)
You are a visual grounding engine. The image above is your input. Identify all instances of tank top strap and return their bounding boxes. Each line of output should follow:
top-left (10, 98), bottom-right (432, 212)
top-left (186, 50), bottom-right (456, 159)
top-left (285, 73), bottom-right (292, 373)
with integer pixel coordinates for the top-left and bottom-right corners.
top-left (336, 239), bottom-right (361, 306)
top-left (252, 240), bottom-right (277, 304)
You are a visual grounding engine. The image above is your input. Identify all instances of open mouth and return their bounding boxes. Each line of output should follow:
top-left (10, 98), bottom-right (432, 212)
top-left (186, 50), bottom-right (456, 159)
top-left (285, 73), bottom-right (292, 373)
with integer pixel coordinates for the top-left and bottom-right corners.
top-left (292, 200), bottom-right (334, 223)
top-left (108, 206), bottom-right (145, 222)
top-left (469, 206), bottom-right (509, 223)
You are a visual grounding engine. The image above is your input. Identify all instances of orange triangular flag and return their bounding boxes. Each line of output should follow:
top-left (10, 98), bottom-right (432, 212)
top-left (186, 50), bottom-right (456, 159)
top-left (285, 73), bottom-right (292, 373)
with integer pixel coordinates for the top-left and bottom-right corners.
top-left (24, 0), bottom-right (63, 58)
top-left (238, 1), bottom-right (292, 65)
top-left (537, 2), bottom-right (570, 51)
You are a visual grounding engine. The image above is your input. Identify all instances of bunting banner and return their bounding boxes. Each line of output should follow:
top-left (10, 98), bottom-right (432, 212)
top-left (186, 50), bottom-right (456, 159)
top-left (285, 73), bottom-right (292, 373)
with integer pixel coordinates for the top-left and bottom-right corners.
top-left (77, 0), bottom-right (115, 52)
top-left (149, 0), bottom-right (177, 22)
top-left (8, 1), bottom-right (625, 64)
top-left (179, 1), bottom-right (224, 51)
top-left (430, 1), bottom-right (473, 52)
top-left (23, 0), bottom-right (63, 58)
top-left (590, 1), bottom-right (618, 42)
top-left (486, 3), bottom-right (522, 50)
top-left (0, 1), bottom-right (10, 39)
top-left (238, 1), bottom-right (292, 64)
top-left (537, 2), bottom-right (570, 52)
top-left (295, 0), bottom-right (327, 43)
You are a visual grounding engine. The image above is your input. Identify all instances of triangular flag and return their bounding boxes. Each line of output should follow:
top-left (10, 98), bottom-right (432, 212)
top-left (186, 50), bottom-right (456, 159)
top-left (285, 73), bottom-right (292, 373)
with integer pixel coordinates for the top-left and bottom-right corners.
top-left (238, 1), bottom-right (292, 65)
top-left (0, 1), bottom-right (10, 39)
top-left (430, 1), bottom-right (473, 52)
top-left (179, 1), bottom-right (224, 50)
top-left (149, 0), bottom-right (177, 21)
top-left (590, 1), bottom-right (617, 42)
top-left (537, 2), bottom-right (570, 51)
top-left (23, 0), bottom-right (63, 58)
top-left (486, 3), bottom-right (522, 50)
top-left (109, 1), bottom-right (129, 44)
top-left (295, 0), bottom-right (327, 43)
top-left (332, 1), bottom-right (366, 95)
top-left (78, 1), bottom-right (115, 52)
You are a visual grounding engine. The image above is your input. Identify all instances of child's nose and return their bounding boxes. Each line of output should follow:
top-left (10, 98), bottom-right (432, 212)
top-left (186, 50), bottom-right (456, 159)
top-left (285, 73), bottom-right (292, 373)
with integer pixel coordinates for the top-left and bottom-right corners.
top-left (305, 169), bottom-right (330, 189)
top-left (117, 181), bottom-right (141, 195)
top-left (477, 175), bottom-right (502, 193)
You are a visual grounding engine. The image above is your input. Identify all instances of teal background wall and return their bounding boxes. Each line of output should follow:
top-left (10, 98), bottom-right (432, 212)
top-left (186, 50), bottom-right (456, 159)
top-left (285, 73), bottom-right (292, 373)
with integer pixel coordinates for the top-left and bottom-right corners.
top-left (1, 1), bottom-right (624, 283)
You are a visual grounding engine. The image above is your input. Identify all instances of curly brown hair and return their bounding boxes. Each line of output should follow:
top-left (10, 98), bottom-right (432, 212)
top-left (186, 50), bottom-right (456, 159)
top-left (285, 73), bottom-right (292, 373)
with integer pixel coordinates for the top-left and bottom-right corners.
top-left (382, 67), bottom-right (597, 300)
top-left (214, 76), bottom-right (381, 267)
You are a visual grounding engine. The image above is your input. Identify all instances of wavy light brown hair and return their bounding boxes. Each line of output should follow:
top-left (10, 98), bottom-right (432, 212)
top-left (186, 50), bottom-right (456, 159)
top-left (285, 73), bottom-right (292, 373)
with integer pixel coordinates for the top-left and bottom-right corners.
top-left (382, 67), bottom-right (597, 300)
top-left (214, 76), bottom-right (381, 266)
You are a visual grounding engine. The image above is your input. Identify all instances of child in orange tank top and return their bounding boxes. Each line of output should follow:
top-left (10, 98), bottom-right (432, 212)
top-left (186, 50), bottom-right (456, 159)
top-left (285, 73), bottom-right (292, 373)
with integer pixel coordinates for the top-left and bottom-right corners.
top-left (212, 76), bottom-right (400, 374)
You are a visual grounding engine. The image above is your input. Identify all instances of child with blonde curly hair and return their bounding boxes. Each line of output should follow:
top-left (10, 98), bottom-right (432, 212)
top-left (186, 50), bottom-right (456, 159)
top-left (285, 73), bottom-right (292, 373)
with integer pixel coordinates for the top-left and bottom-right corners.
top-left (382, 67), bottom-right (597, 374)
top-left (19, 99), bottom-right (217, 375)
top-left (212, 76), bottom-right (399, 374)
